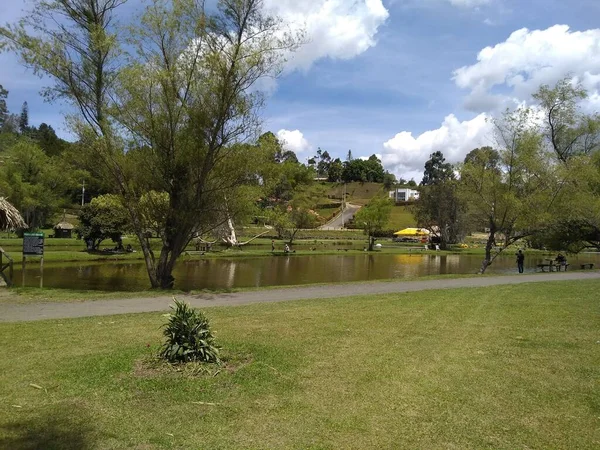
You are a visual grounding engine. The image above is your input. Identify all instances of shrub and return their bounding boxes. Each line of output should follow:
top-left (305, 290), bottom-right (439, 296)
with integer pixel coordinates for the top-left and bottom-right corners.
top-left (160, 299), bottom-right (220, 364)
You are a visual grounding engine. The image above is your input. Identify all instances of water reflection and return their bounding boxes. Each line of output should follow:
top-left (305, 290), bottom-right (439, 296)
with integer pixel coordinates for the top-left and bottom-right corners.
top-left (15, 253), bottom-right (600, 292)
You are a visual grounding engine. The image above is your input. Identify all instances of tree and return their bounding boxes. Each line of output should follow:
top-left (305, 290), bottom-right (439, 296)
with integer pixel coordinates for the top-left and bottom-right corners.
top-left (353, 196), bottom-right (392, 251)
top-left (421, 151), bottom-right (454, 186)
top-left (346, 150), bottom-right (353, 161)
top-left (78, 194), bottom-right (130, 250)
top-left (315, 148), bottom-right (331, 178)
top-left (34, 123), bottom-right (67, 156)
top-left (3, 0), bottom-right (302, 289)
top-left (533, 77), bottom-right (600, 162)
top-left (382, 172), bottom-right (396, 190)
top-left (327, 158), bottom-right (343, 182)
top-left (19, 101), bottom-right (28, 134)
top-left (459, 107), bottom-right (562, 273)
top-left (341, 155), bottom-right (385, 183)
top-left (0, 84), bottom-right (7, 129)
top-left (531, 77), bottom-right (600, 252)
top-left (0, 139), bottom-right (60, 228)
top-left (414, 180), bottom-right (468, 249)
top-left (414, 151), bottom-right (467, 249)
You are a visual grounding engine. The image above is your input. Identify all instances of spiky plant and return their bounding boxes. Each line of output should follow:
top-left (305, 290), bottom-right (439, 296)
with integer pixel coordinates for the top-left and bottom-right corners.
top-left (160, 299), bottom-right (220, 364)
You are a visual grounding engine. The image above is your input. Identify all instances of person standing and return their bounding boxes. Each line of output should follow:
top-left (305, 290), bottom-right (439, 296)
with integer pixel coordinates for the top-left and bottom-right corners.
top-left (271, 239), bottom-right (275, 252)
top-left (516, 249), bottom-right (525, 273)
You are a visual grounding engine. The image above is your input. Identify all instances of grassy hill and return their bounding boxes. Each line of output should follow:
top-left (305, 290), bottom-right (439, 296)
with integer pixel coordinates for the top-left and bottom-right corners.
top-left (325, 181), bottom-right (385, 206)
top-left (386, 204), bottom-right (417, 231)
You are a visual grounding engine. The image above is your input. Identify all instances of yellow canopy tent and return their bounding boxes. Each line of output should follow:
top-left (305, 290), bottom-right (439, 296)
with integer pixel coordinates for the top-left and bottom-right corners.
top-left (393, 228), bottom-right (430, 236)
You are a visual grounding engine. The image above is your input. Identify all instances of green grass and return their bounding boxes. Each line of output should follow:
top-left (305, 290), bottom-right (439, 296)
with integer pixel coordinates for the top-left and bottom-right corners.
top-left (386, 204), bottom-right (417, 230)
top-left (1, 280), bottom-right (599, 449)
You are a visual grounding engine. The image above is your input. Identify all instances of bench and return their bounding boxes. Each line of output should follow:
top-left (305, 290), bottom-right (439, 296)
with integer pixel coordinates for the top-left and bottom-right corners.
top-left (537, 263), bottom-right (569, 272)
top-left (580, 263), bottom-right (595, 270)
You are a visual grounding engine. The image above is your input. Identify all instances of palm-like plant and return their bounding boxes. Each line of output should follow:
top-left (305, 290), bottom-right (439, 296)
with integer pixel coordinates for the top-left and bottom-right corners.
top-left (160, 300), bottom-right (220, 364)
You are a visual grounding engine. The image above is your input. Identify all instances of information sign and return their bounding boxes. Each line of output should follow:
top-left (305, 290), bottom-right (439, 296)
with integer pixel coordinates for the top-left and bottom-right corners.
top-left (23, 232), bottom-right (44, 256)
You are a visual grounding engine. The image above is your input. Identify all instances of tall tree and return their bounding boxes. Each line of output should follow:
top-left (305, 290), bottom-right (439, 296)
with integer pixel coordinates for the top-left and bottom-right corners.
top-left (0, 84), bottom-right (7, 129)
top-left (19, 101), bottom-right (29, 133)
top-left (2, 0), bottom-right (302, 289)
top-left (421, 151), bottom-right (454, 186)
top-left (460, 108), bottom-right (561, 273)
top-left (533, 77), bottom-right (600, 162)
top-left (414, 151), bottom-right (466, 249)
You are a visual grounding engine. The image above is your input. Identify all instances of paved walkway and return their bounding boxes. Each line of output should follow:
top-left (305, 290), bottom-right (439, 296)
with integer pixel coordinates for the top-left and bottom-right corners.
top-left (1, 272), bottom-right (599, 323)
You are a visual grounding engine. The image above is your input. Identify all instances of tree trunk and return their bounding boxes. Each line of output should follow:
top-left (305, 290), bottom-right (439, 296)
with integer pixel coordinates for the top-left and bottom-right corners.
top-left (368, 235), bottom-right (375, 251)
top-left (221, 216), bottom-right (238, 246)
top-left (479, 224), bottom-right (496, 274)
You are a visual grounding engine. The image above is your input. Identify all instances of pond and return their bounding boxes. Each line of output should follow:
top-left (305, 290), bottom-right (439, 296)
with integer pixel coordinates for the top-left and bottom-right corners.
top-left (16, 252), bottom-right (600, 292)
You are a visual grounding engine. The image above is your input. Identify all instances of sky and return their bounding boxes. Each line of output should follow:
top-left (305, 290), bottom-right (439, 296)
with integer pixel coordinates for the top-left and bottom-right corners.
top-left (2, 0), bottom-right (600, 182)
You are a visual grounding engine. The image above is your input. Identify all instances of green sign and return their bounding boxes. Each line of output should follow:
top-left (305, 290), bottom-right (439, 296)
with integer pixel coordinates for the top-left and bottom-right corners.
top-left (23, 232), bottom-right (45, 256)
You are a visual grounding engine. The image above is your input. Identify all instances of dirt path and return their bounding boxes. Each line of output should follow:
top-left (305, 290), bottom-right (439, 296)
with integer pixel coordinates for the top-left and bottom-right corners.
top-left (1, 272), bottom-right (599, 323)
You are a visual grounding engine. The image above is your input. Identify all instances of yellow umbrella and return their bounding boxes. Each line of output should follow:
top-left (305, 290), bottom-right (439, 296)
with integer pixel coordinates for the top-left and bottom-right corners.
top-left (393, 228), bottom-right (430, 236)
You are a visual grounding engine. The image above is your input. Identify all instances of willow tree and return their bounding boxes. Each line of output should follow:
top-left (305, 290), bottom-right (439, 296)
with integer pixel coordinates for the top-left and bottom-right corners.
top-left (2, 0), bottom-right (301, 288)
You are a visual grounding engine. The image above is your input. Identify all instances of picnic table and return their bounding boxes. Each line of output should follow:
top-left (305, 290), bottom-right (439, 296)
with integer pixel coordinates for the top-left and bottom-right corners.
top-left (537, 259), bottom-right (569, 272)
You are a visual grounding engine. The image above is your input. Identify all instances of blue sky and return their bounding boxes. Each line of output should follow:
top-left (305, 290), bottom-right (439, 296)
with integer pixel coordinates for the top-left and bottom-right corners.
top-left (2, 0), bottom-right (600, 181)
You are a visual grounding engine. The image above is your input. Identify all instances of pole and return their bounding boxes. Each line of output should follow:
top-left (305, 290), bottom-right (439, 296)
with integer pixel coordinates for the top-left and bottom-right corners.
top-left (22, 255), bottom-right (26, 287)
top-left (81, 179), bottom-right (85, 206)
top-left (40, 256), bottom-right (44, 288)
top-left (341, 183), bottom-right (346, 228)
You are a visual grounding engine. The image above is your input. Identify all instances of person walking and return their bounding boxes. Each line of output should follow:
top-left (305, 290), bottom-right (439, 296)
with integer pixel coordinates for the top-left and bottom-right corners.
top-left (516, 249), bottom-right (525, 273)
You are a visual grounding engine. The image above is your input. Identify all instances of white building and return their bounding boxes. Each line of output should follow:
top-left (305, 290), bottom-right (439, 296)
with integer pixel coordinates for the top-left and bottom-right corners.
top-left (389, 188), bottom-right (420, 202)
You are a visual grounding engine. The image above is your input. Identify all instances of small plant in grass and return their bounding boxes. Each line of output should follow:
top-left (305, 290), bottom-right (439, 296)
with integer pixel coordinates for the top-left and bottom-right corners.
top-left (160, 299), bottom-right (220, 364)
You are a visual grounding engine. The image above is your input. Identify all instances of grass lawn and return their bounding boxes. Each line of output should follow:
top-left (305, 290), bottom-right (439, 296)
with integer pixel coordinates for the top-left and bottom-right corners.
top-left (386, 205), bottom-right (417, 230)
top-left (1, 280), bottom-right (599, 449)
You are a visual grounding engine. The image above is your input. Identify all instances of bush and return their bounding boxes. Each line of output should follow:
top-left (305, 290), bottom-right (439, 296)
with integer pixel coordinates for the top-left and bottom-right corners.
top-left (160, 300), bottom-right (220, 364)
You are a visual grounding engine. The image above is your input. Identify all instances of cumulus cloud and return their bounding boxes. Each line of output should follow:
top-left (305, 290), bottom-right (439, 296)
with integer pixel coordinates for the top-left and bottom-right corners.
top-left (276, 129), bottom-right (312, 154)
top-left (381, 114), bottom-right (492, 178)
top-left (264, 0), bottom-right (389, 71)
top-left (453, 25), bottom-right (600, 113)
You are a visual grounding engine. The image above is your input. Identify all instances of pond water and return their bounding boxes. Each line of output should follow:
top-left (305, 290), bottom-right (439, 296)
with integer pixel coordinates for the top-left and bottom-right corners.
top-left (16, 252), bottom-right (600, 292)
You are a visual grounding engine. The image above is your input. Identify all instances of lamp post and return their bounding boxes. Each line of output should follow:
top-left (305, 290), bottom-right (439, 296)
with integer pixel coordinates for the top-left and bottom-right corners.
top-left (341, 183), bottom-right (346, 228)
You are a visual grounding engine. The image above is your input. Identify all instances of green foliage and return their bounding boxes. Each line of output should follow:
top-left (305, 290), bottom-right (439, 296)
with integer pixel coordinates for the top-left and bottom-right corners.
top-left (19, 101), bottom-right (28, 134)
top-left (353, 196), bottom-right (393, 250)
top-left (414, 180), bottom-right (468, 248)
top-left (160, 299), bottom-right (220, 364)
top-left (327, 158), bottom-right (343, 182)
top-left (77, 194), bottom-right (130, 250)
top-left (0, 138), bottom-right (61, 228)
top-left (533, 77), bottom-right (600, 162)
top-left (459, 107), bottom-right (561, 272)
top-left (341, 155), bottom-right (385, 183)
top-left (421, 151), bottom-right (454, 186)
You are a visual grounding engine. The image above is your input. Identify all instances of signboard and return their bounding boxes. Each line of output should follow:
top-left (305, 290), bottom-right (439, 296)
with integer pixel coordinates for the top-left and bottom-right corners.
top-left (23, 232), bottom-right (44, 256)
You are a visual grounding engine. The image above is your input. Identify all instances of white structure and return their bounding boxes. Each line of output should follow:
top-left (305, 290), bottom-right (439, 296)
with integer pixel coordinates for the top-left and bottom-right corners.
top-left (389, 188), bottom-right (419, 202)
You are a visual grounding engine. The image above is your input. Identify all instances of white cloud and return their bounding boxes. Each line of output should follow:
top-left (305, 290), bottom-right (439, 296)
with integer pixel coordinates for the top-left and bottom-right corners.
top-left (264, 0), bottom-right (389, 71)
top-left (453, 25), bottom-right (600, 112)
top-left (381, 114), bottom-right (492, 178)
top-left (276, 129), bottom-right (312, 154)
top-left (448, 0), bottom-right (491, 8)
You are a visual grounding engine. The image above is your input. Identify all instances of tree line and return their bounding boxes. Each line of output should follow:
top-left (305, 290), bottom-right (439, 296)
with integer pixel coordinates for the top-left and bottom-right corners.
top-left (413, 77), bottom-right (600, 273)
